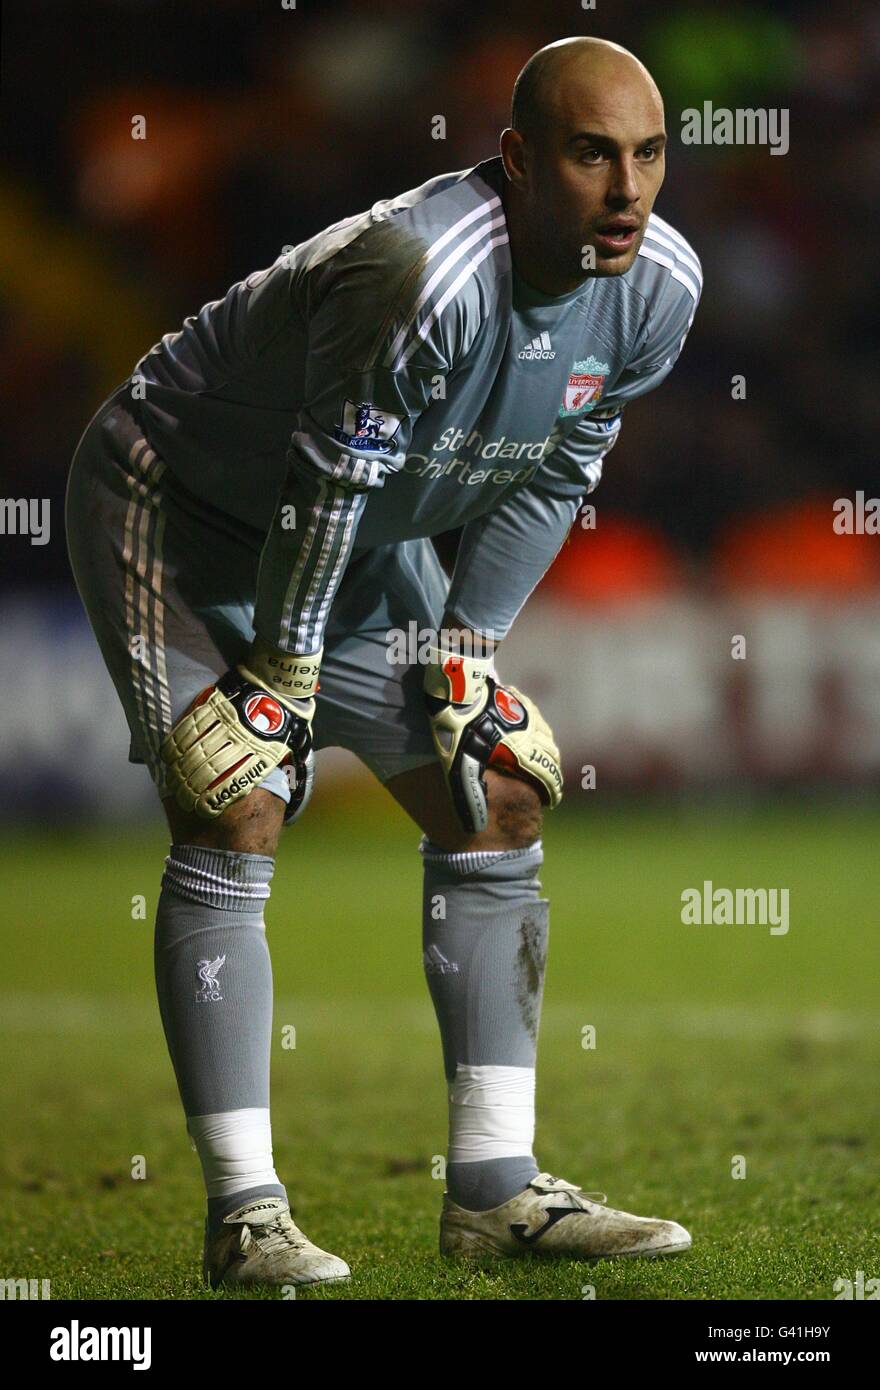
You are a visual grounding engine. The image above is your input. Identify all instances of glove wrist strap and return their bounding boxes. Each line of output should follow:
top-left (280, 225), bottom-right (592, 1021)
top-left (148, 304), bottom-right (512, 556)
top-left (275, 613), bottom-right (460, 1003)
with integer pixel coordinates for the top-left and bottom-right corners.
top-left (245, 638), bottom-right (323, 699)
top-left (423, 647), bottom-right (491, 706)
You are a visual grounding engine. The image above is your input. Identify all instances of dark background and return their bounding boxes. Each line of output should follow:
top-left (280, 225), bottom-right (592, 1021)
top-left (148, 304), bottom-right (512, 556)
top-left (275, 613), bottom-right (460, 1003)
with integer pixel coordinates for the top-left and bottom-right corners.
top-left (2, 0), bottom-right (878, 588)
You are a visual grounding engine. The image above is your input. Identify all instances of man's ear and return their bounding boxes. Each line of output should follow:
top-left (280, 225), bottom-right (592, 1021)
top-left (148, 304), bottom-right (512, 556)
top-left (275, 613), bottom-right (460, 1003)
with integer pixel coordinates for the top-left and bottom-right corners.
top-left (500, 127), bottom-right (529, 190)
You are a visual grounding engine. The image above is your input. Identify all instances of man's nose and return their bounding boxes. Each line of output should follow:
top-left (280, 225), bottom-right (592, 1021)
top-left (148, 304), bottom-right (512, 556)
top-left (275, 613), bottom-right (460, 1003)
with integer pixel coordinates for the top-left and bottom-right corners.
top-left (606, 157), bottom-right (640, 205)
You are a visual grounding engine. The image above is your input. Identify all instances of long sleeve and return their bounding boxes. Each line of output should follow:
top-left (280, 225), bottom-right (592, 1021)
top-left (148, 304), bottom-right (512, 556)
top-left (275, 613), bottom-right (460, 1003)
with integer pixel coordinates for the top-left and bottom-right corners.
top-left (444, 267), bottom-right (702, 639)
top-left (254, 250), bottom-right (472, 654)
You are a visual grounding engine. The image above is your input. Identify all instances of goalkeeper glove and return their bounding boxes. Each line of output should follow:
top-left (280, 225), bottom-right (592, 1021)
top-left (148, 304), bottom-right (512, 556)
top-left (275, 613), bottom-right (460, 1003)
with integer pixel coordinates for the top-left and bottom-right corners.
top-left (423, 646), bottom-right (563, 834)
top-left (160, 639), bottom-right (322, 821)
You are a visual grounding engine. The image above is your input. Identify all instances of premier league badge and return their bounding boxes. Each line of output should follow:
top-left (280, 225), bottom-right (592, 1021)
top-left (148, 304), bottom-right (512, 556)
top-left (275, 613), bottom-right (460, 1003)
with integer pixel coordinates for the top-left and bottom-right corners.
top-left (559, 356), bottom-right (611, 417)
top-left (333, 400), bottom-right (403, 453)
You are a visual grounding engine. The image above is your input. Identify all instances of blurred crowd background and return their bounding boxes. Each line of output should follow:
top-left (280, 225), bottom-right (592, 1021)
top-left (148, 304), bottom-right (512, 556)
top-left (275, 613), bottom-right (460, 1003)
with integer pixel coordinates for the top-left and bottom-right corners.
top-left (1, 0), bottom-right (879, 815)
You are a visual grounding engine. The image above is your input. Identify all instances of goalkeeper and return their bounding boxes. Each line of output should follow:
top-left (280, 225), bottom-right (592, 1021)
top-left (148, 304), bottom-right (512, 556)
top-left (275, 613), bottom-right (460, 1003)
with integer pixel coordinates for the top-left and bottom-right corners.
top-left (67, 37), bottom-right (701, 1286)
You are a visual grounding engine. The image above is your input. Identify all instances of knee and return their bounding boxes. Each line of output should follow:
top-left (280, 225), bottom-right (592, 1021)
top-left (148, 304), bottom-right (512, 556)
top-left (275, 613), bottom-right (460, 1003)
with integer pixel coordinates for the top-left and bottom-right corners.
top-left (484, 771), bottom-right (543, 849)
top-left (389, 759), bottom-right (544, 855)
top-left (163, 787), bottom-right (285, 857)
top-left (433, 770), bottom-right (542, 855)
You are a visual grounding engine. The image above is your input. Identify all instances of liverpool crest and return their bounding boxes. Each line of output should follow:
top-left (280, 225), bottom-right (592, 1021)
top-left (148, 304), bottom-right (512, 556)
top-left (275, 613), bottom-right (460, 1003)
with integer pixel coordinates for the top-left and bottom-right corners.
top-left (559, 356), bottom-right (611, 416)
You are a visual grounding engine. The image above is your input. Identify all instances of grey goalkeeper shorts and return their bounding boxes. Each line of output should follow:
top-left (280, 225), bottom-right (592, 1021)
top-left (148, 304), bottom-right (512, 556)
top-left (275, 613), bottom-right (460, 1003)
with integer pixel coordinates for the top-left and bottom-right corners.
top-left (66, 385), bottom-right (446, 803)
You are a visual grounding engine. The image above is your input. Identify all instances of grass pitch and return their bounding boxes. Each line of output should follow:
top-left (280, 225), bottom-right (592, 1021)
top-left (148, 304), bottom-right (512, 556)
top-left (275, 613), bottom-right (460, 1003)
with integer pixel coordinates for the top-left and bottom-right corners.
top-left (1, 788), bottom-right (878, 1300)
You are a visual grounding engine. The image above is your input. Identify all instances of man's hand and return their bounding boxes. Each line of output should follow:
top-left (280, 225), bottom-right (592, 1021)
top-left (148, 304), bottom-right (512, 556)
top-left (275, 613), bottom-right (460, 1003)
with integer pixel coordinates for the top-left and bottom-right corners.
top-left (160, 641), bottom-right (322, 821)
top-left (423, 646), bottom-right (563, 833)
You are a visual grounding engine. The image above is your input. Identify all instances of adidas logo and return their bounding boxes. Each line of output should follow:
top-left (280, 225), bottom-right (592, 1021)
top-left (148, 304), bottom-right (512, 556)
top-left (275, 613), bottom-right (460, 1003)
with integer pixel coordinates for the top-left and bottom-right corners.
top-left (423, 945), bottom-right (459, 976)
top-left (518, 331), bottom-right (556, 361)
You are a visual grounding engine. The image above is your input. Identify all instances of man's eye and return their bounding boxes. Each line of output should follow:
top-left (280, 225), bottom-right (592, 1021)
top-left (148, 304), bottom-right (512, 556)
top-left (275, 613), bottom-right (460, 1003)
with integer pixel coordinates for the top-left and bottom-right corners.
top-left (638, 146), bottom-right (658, 160)
top-left (581, 148), bottom-right (604, 163)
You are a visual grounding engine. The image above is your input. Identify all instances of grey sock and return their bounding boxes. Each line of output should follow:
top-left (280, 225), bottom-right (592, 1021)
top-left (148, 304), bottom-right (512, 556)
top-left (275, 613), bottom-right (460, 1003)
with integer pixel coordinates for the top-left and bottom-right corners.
top-left (421, 838), bottom-right (548, 1211)
top-left (444, 1155), bottom-right (540, 1213)
top-left (155, 845), bottom-right (287, 1214)
top-left (206, 1183), bottom-right (287, 1235)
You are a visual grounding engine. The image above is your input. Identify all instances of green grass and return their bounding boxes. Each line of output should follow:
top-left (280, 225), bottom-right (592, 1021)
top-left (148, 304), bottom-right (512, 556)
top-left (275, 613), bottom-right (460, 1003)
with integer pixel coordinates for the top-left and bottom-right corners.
top-left (1, 793), bottom-right (878, 1300)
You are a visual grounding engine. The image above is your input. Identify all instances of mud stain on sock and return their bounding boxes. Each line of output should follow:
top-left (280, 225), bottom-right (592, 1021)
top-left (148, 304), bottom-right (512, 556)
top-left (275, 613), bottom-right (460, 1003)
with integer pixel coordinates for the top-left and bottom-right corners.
top-left (514, 912), bottom-right (548, 1041)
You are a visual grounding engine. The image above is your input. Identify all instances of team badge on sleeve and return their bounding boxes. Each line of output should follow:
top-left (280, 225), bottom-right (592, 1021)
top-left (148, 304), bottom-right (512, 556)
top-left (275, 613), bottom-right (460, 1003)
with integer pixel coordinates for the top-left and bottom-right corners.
top-left (559, 357), bottom-right (611, 417)
top-left (333, 400), bottom-right (403, 453)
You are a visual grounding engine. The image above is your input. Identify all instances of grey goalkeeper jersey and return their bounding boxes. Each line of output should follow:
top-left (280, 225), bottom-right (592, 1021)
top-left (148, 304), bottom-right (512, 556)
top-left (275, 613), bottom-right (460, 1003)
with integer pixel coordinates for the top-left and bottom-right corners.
top-left (133, 156), bottom-right (701, 654)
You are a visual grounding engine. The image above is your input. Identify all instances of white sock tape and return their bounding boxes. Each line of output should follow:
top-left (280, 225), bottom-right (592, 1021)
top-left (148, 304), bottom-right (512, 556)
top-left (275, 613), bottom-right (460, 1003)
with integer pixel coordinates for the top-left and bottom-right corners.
top-left (187, 1107), bottom-right (280, 1197)
top-left (448, 1064), bottom-right (536, 1163)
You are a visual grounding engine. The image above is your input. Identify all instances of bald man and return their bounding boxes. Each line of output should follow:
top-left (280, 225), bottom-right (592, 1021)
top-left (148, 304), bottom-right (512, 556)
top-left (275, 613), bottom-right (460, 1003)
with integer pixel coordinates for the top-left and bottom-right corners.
top-left (67, 36), bottom-right (700, 1284)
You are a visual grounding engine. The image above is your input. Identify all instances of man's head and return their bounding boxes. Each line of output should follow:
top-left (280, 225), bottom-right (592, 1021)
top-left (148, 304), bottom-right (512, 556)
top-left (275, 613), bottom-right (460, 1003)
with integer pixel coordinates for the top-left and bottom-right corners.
top-left (501, 37), bottom-right (666, 293)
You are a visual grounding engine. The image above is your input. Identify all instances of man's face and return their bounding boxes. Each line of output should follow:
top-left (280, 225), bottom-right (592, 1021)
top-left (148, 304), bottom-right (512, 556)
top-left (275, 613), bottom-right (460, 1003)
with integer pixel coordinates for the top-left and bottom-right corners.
top-left (525, 73), bottom-right (666, 282)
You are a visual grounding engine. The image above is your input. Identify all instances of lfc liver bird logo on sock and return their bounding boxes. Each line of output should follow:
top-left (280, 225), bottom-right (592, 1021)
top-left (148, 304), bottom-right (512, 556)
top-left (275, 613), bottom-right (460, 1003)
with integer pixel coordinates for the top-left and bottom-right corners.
top-left (195, 955), bottom-right (226, 1003)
